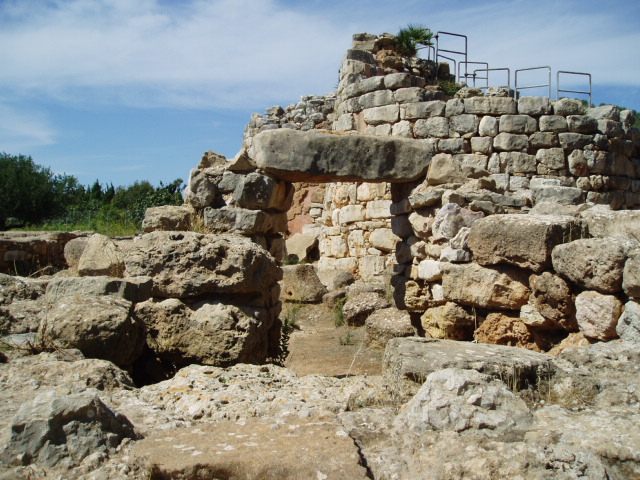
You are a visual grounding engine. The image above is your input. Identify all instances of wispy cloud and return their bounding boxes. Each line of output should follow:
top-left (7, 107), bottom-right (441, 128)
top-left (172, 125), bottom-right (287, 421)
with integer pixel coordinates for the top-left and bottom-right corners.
top-left (0, 102), bottom-right (56, 152)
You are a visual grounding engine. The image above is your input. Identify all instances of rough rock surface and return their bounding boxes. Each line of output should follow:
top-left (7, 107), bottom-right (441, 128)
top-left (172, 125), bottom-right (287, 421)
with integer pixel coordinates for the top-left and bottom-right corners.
top-left (123, 232), bottom-right (281, 298)
top-left (134, 298), bottom-right (271, 367)
top-left (575, 290), bottom-right (623, 340)
top-left (468, 214), bottom-right (585, 272)
top-left (37, 295), bottom-right (145, 367)
top-left (527, 272), bottom-right (577, 331)
top-left (420, 302), bottom-right (475, 340)
top-left (475, 312), bottom-right (542, 351)
top-left (78, 233), bottom-right (125, 278)
top-left (280, 264), bottom-right (327, 303)
top-left (45, 275), bottom-right (152, 304)
top-left (617, 301), bottom-right (640, 342)
top-left (249, 129), bottom-right (432, 182)
top-left (365, 307), bottom-right (414, 348)
top-left (342, 291), bottom-right (391, 325)
top-left (141, 205), bottom-right (192, 232)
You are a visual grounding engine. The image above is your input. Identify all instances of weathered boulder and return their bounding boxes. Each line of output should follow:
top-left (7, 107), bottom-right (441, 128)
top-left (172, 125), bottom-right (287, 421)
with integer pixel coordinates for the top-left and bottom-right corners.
top-left (579, 209), bottom-right (640, 239)
top-left (141, 205), bottom-right (191, 232)
top-left (203, 206), bottom-right (287, 235)
top-left (45, 275), bottom-right (152, 304)
top-left (343, 291), bottom-right (391, 325)
top-left (432, 203), bottom-right (484, 240)
top-left (123, 232), bottom-right (281, 298)
top-left (63, 237), bottom-right (88, 272)
top-left (131, 418), bottom-right (370, 480)
top-left (575, 290), bottom-right (623, 340)
top-left (134, 298), bottom-right (271, 367)
top-left (285, 232), bottom-right (318, 263)
top-left (426, 153), bottom-right (486, 185)
top-left (468, 214), bottom-right (585, 272)
top-left (77, 233), bottom-right (125, 277)
top-left (365, 307), bottom-right (414, 348)
top-left (617, 301), bottom-right (640, 343)
top-left (420, 302), bottom-right (474, 340)
top-left (395, 368), bottom-right (532, 434)
top-left (552, 237), bottom-right (629, 294)
top-left (184, 167), bottom-right (217, 208)
top-left (526, 272), bottom-right (577, 331)
top-left (37, 295), bottom-right (144, 367)
top-left (280, 264), bottom-right (327, 303)
top-left (248, 129), bottom-right (432, 182)
top-left (1, 390), bottom-right (136, 469)
top-left (475, 312), bottom-right (542, 351)
top-left (0, 274), bottom-right (44, 305)
top-left (441, 263), bottom-right (531, 310)
top-left (383, 337), bottom-right (556, 398)
top-left (232, 171), bottom-right (293, 211)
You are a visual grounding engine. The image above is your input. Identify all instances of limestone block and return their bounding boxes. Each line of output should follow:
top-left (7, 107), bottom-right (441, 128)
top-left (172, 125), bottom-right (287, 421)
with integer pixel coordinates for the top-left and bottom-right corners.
top-left (334, 184), bottom-right (357, 206)
top-left (568, 150), bottom-right (588, 176)
top-left (567, 115), bottom-right (598, 134)
top-left (439, 246), bottom-right (473, 263)
top-left (364, 124), bottom-right (392, 136)
top-left (478, 116), bottom-right (498, 136)
top-left (78, 234), bottom-right (125, 278)
top-left (597, 119), bottom-right (623, 137)
top-left (417, 259), bottom-right (443, 281)
top-left (441, 263), bottom-right (531, 310)
top-left (142, 206), bottom-right (191, 233)
top-left (38, 295), bottom-right (144, 367)
top-left (408, 210), bottom-right (434, 240)
top-left (532, 186), bottom-right (585, 206)
top-left (535, 148), bottom-right (566, 170)
top-left (285, 232), bottom-right (318, 263)
top-left (470, 136), bottom-right (492, 154)
top-left (508, 176), bottom-right (530, 191)
top-left (499, 152), bottom-right (536, 173)
top-left (457, 153), bottom-right (488, 171)
top-left (445, 98), bottom-right (465, 117)
top-left (620, 109), bottom-right (636, 125)
top-left (251, 129), bottom-right (431, 183)
top-left (408, 187), bottom-right (444, 209)
top-left (464, 96), bottom-right (517, 115)
top-left (518, 96), bottom-right (552, 115)
top-left (529, 131), bottom-right (560, 148)
top-left (186, 168), bottom-right (216, 208)
top-left (552, 98), bottom-right (584, 116)
top-left (204, 207), bottom-right (276, 235)
top-left (347, 230), bottom-right (366, 257)
top-left (356, 182), bottom-right (386, 202)
top-left (339, 204), bottom-right (366, 224)
top-left (384, 72), bottom-right (412, 89)
top-left (528, 272), bottom-right (577, 331)
top-left (281, 264), bottom-right (327, 303)
top-left (499, 115), bottom-right (537, 134)
top-left (420, 302), bottom-right (474, 340)
top-left (616, 301), bottom-right (640, 343)
top-left (391, 214), bottom-right (414, 238)
top-left (414, 117), bottom-right (449, 138)
top-left (363, 104), bottom-right (400, 125)
top-left (341, 76), bottom-right (385, 99)
top-left (369, 228), bottom-right (399, 252)
top-left (539, 115), bottom-right (568, 132)
top-left (327, 235), bottom-right (348, 258)
top-left (450, 114), bottom-right (479, 137)
top-left (315, 256), bottom-right (358, 289)
top-left (45, 275), bottom-right (152, 304)
top-left (358, 255), bottom-right (387, 279)
top-left (437, 138), bottom-right (468, 154)
top-left (366, 199), bottom-right (392, 219)
top-left (493, 132), bottom-right (529, 151)
top-left (433, 203), bottom-right (484, 240)
top-left (233, 172), bottom-right (293, 212)
top-left (623, 252), bottom-right (640, 298)
top-left (468, 214), bottom-right (584, 272)
top-left (343, 291), bottom-right (390, 325)
top-left (401, 101), bottom-right (446, 120)
top-left (558, 132), bottom-right (592, 150)
top-left (123, 232), bottom-right (281, 298)
top-left (334, 113), bottom-right (355, 131)
top-left (392, 120), bottom-right (413, 138)
top-left (575, 290), bottom-right (622, 340)
top-left (365, 307), bottom-right (414, 348)
top-left (359, 90), bottom-right (395, 109)
top-left (552, 237), bottom-right (629, 294)
top-left (587, 104), bottom-right (620, 121)
top-left (63, 237), bottom-right (88, 272)
top-left (475, 312), bottom-right (541, 351)
top-left (394, 87), bottom-right (426, 103)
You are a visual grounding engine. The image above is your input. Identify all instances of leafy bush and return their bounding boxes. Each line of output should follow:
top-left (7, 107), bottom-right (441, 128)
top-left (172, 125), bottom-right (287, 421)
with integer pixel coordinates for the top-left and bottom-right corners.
top-left (396, 24), bottom-right (434, 57)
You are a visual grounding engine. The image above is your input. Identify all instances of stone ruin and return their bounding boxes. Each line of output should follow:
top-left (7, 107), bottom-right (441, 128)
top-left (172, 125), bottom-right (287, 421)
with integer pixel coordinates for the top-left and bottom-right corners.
top-left (1, 31), bottom-right (640, 479)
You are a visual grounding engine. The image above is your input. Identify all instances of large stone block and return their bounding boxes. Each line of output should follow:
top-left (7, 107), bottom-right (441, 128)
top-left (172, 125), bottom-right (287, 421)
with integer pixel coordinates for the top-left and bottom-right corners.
top-left (579, 209), bottom-right (640, 239)
top-left (400, 100), bottom-right (446, 120)
top-left (532, 186), bottom-right (585, 205)
top-left (517, 96), bottom-right (552, 115)
top-left (464, 97), bottom-right (517, 115)
top-left (363, 104), bottom-right (400, 125)
top-left (442, 263), bottom-right (530, 310)
top-left (123, 232), bottom-right (281, 298)
top-left (233, 172), bottom-right (293, 212)
top-left (499, 152), bottom-right (536, 173)
top-left (77, 234), bottom-right (125, 278)
top-left (499, 115), bottom-right (537, 134)
top-left (538, 115), bottom-right (567, 132)
top-left (616, 301), bottom-right (640, 343)
top-left (468, 214), bottom-right (585, 272)
top-left (527, 272), bottom-right (577, 331)
top-left (414, 117), bottom-right (449, 138)
top-left (280, 264), bottom-right (327, 303)
top-left (204, 207), bottom-right (284, 235)
top-left (575, 290), bottom-right (623, 340)
top-left (249, 129), bottom-right (432, 183)
top-left (624, 252), bottom-right (640, 298)
top-left (369, 228), bottom-right (400, 252)
top-left (45, 276), bottom-right (152, 304)
top-left (493, 133), bottom-right (529, 151)
top-left (420, 302), bottom-right (474, 340)
top-left (552, 238), bottom-right (629, 294)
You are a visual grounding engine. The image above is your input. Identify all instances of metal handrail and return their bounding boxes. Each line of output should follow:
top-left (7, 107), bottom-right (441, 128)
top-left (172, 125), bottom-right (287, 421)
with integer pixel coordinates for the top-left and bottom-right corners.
top-left (436, 53), bottom-right (457, 82)
top-left (557, 71), bottom-right (592, 106)
top-left (435, 31), bottom-right (468, 80)
top-left (515, 66), bottom-right (551, 99)
top-left (459, 62), bottom-right (489, 87)
top-left (473, 68), bottom-right (511, 93)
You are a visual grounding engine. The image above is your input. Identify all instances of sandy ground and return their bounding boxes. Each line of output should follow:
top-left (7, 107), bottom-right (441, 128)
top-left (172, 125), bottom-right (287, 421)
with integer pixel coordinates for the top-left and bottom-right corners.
top-left (284, 303), bottom-right (384, 377)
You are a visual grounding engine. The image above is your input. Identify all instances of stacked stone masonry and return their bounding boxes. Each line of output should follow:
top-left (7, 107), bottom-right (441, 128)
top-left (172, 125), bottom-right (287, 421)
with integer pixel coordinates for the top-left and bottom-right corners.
top-left (177, 32), bottom-right (640, 351)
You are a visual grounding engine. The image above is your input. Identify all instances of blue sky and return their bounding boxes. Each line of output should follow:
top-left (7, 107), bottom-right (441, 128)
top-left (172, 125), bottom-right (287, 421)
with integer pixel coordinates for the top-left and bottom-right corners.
top-left (1, 0), bottom-right (639, 187)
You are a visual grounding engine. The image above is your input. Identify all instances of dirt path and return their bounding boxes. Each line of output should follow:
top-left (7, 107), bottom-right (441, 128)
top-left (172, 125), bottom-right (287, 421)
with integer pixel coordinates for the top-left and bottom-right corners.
top-left (283, 303), bottom-right (384, 377)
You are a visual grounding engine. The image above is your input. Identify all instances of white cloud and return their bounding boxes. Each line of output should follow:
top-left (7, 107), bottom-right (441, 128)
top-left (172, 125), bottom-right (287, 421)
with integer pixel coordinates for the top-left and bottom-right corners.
top-left (0, 102), bottom-right (56, 152)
